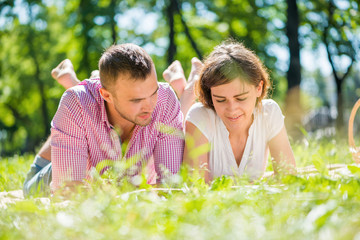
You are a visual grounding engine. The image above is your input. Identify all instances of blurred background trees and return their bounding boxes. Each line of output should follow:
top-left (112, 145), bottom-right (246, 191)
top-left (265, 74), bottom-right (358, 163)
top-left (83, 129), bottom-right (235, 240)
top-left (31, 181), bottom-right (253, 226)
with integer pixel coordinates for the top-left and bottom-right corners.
top-left (0, 0), bottom-right (359, 156)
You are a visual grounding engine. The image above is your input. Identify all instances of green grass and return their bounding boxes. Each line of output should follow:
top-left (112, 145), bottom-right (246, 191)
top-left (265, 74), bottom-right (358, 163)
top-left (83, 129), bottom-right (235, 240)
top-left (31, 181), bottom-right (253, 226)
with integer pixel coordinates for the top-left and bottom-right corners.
top-left (1, 137), bottom-right (360, 239)
top-left (0, 154), bottom-right (33, 192)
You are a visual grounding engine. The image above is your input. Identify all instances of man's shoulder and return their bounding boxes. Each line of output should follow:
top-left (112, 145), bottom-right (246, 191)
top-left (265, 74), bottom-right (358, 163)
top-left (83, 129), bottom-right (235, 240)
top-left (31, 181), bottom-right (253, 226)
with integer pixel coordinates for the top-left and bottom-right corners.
top-left (63, 79), bottom-right (102, 103)
top-left (157, 82), bottom-right (172, 95)
top-left (73, 78), bottom-right (101, 95)
top-left (150, 82), bottom-right (182, 124)
top-left (53, 79), bottom-right (104, 128)
top-left (156, 82), bottom-right (178, 105)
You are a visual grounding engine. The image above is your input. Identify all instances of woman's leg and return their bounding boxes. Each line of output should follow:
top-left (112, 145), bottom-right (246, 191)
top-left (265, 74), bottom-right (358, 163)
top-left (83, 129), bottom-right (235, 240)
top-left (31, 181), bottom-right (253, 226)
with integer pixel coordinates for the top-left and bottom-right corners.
top-left (163, 57), bottom-right (203, 118)
top-left (179, 57), bottom-right (203, 117)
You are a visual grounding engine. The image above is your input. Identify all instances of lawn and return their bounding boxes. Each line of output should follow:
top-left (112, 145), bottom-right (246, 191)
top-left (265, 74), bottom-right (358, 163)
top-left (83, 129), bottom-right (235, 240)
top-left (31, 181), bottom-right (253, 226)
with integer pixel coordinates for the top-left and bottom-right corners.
top-left (1, 137), bottom-right (360, 240)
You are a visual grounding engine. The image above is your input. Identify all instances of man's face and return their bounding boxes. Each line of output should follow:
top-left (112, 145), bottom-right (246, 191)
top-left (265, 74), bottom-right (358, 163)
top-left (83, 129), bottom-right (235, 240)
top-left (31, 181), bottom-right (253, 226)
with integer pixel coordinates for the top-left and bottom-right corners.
top-left (104, 66), bottom-right (159, 127)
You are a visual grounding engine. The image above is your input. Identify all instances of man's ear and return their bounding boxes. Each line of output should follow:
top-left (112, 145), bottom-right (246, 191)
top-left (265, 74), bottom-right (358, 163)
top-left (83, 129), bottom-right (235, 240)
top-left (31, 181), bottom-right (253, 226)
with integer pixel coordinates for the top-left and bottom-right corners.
top-left (100, 87), bottom-right (113, 103)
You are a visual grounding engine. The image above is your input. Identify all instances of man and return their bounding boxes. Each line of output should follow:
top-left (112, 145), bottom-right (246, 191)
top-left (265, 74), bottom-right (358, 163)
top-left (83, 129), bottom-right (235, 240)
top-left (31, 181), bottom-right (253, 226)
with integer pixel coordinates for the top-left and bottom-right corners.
top-left (23, 43), bottom-right (185, 196)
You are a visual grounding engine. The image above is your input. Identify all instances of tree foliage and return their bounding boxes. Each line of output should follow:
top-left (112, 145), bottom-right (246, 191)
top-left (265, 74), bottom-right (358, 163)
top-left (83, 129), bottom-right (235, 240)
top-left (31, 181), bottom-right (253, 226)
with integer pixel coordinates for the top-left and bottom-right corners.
top-left (299, 0), bottom-right (360, 130)
top-left (0, 0), bottom-right (359, 155)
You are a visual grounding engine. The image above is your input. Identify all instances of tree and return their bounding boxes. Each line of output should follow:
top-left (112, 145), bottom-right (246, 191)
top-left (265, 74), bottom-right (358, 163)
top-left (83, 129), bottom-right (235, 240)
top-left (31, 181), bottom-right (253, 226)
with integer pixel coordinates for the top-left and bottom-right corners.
top-left (284, 0), bottom-right (302, 139)
top-left (301, 0), bottom-right (360, 132)
top-left (163, 0), bottom-right (203, 65)
top-left (0, 0), bottom-right (55, 153)
top-left (0, 0), bottom-right (125, 155)
top-left (166, 0), bottom-right (177, 65)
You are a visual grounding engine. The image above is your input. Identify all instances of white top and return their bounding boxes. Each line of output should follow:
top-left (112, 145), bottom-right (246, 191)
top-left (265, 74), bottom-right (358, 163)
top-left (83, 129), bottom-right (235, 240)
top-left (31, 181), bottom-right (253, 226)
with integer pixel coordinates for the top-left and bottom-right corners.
top-left (185, 99), bottom-right (284, 180)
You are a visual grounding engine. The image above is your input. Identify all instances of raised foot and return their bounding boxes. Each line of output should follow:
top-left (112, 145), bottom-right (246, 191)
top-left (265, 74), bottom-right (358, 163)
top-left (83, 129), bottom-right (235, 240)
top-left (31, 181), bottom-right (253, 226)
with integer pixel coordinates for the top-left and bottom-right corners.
top-left (51, 59), bottom-right (80, 90)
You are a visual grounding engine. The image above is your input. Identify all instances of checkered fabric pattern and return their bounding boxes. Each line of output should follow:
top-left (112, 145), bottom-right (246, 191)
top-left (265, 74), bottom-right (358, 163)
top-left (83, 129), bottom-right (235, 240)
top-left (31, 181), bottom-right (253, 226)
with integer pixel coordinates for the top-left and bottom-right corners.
top-left (50, 79), bottom-right (184, 190)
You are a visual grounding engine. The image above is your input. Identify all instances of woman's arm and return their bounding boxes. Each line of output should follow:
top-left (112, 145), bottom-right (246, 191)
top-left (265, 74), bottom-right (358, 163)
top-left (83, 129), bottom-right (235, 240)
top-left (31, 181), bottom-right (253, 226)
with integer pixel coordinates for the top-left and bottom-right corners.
top-left (183, 121), bottom-right (212, 183)
top-left (268, 126), bottom-right (296, 175)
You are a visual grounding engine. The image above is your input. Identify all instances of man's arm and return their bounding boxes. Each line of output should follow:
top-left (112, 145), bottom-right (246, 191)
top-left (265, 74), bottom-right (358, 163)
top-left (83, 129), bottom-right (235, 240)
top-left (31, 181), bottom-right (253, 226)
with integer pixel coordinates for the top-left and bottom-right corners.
top-left (153, 86), bottom-right (184, 184)
top-left (51, 89), bottom-right (89, 191)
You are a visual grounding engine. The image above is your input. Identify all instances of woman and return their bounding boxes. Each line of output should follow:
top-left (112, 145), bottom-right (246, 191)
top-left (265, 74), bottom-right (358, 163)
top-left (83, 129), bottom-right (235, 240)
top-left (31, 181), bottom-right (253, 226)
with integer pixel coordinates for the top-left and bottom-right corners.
top-left (183, 41), bottom-right (296, 182)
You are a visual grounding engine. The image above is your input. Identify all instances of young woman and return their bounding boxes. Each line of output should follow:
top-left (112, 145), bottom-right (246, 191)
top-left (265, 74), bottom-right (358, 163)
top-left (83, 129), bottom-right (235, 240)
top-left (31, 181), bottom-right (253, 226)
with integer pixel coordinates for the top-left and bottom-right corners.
top-left (183, 41), bottom-right (296, 182)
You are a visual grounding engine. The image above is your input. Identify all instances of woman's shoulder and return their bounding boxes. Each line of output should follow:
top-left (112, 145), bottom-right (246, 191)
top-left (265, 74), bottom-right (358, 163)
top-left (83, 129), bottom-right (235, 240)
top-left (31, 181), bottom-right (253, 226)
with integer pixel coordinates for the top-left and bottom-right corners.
top-left (260, 99), bottom-right (283, 115)
top-left (261, 99), bottom-right (280, 108)
top-left (187, 102), bottom-right (215, 118)
top-left (189, 102), bottom-right (206, 110)
top-left (258, 99), bottom-right (285, 140)
top-left (185, 102), bottom-right (217, 139)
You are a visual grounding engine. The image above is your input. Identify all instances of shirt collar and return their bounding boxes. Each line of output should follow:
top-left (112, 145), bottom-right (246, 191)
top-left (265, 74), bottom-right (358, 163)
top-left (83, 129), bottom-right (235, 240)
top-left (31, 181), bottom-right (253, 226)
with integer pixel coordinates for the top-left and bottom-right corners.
top-left (98, 87), bottom-right (113, 129)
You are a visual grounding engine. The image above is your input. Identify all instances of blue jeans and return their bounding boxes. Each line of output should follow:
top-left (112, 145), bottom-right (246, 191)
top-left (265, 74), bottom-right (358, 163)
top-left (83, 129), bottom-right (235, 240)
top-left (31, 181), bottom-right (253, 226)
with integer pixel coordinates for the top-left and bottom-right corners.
top-left (23, 155), bottom-right (52, 197)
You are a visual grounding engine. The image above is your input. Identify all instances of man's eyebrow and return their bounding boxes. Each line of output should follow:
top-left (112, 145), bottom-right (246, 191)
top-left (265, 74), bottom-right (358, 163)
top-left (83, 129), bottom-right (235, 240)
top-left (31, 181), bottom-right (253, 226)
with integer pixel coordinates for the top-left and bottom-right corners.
top-left (130, 86), bottom-right (159, 101)
top-left (212, 91), bottom-right (249, 98)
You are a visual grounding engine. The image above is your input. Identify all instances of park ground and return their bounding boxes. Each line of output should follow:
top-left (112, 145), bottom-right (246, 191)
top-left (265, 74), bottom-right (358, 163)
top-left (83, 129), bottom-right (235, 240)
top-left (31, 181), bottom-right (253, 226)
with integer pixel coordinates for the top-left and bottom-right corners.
top-left (1, 137), bottom-right (360, 239)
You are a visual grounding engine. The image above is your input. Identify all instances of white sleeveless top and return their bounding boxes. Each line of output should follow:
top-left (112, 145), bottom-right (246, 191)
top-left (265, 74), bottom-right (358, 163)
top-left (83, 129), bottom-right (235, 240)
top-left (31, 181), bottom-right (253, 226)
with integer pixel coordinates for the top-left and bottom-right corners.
top-left (185, 99), bottom-right (284, 180)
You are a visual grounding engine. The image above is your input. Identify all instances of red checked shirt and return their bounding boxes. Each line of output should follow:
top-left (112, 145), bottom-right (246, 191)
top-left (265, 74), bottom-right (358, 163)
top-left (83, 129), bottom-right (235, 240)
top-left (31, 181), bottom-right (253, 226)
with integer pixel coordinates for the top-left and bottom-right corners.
top-left (50, 79), bottom-right (184, 190)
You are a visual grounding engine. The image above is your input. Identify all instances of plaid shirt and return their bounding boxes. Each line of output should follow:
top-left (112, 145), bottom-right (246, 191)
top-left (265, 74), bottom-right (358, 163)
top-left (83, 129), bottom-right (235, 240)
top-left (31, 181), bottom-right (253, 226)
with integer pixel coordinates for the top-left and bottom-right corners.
top-left (50, 79), bottom-right (184, 190)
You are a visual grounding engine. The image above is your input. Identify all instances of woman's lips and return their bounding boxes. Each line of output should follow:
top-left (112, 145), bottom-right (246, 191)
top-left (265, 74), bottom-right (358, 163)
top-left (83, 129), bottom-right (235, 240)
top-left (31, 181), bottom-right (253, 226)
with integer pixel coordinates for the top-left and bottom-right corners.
top-left (227, 114), bottom-right (243, 122)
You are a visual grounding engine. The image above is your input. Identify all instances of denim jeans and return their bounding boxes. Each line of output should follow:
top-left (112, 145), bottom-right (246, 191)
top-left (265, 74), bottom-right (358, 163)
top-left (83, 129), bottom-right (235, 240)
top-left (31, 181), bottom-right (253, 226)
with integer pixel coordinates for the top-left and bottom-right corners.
top-left (23, 155), bottom-right (52, 197)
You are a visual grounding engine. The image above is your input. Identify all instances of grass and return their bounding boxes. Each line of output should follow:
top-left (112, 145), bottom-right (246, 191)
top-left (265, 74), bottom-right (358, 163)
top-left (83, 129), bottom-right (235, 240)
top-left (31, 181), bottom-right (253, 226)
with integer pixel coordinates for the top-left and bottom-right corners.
top-left (0, 154), bottom-right (33, 192)
top-left (1, 136), bottom-right (360, 239)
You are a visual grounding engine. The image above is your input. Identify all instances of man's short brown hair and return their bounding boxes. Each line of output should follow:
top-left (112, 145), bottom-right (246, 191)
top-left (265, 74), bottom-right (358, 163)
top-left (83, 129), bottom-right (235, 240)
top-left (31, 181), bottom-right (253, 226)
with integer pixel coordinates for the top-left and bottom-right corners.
top-left (99, 43), bottom-right (153, 89)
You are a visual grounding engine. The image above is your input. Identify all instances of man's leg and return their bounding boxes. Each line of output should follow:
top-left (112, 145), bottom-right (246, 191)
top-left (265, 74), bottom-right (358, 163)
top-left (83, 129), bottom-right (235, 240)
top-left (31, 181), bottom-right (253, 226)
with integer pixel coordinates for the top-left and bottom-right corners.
top-left (23, 137), bottom-right (52, 197)
top-left (24, 59), bottom-right (94, 197)
top-left (24, 59), bottom-right (81, 197)
top-left (51, 59), bottom-right (80, 89)
top-left (162, 60), bottom-right (187, 99)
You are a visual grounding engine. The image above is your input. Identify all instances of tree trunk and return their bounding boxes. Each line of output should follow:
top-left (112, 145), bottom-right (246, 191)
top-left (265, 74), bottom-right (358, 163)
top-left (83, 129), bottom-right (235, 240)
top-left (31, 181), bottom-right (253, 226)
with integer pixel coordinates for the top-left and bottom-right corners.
top-left (110, 0), bottom-right (117, 44)
top-left (79, 0), bottom-right (92, 75)
top-left (166, 0), bottom-right (177, 66)
top-left (285, 0), bottom-right (302, 139)
top-left (323, 0), bottom-right (354, 133)
top-left (174, 0), bottom-right (202, 59)
top-left (336, 81), bottom-right (343, 130)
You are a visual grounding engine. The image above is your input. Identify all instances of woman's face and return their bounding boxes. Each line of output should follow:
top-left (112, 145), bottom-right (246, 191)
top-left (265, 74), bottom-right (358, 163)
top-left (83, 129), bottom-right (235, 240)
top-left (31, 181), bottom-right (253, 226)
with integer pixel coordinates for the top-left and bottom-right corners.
top-left (211, 78), bottom-right (263, 131)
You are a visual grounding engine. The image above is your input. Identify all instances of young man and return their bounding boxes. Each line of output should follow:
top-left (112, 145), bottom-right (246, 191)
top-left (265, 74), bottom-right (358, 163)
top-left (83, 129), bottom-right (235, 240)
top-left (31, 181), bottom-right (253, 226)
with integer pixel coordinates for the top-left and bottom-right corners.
top-left (23, 43), bottom-right (185, 196)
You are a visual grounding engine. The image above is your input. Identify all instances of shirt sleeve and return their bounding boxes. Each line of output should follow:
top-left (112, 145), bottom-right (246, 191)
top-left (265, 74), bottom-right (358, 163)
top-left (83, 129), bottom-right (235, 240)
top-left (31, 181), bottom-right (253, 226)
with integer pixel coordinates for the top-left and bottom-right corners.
top-left (50, 90), bottom-right (89, 190)
top-left (153, 86), bottom-right (184, 184)
top-left (185, 103), bottom-right (212, 140)
top-left (265, 100), bottom-right (285, 141)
